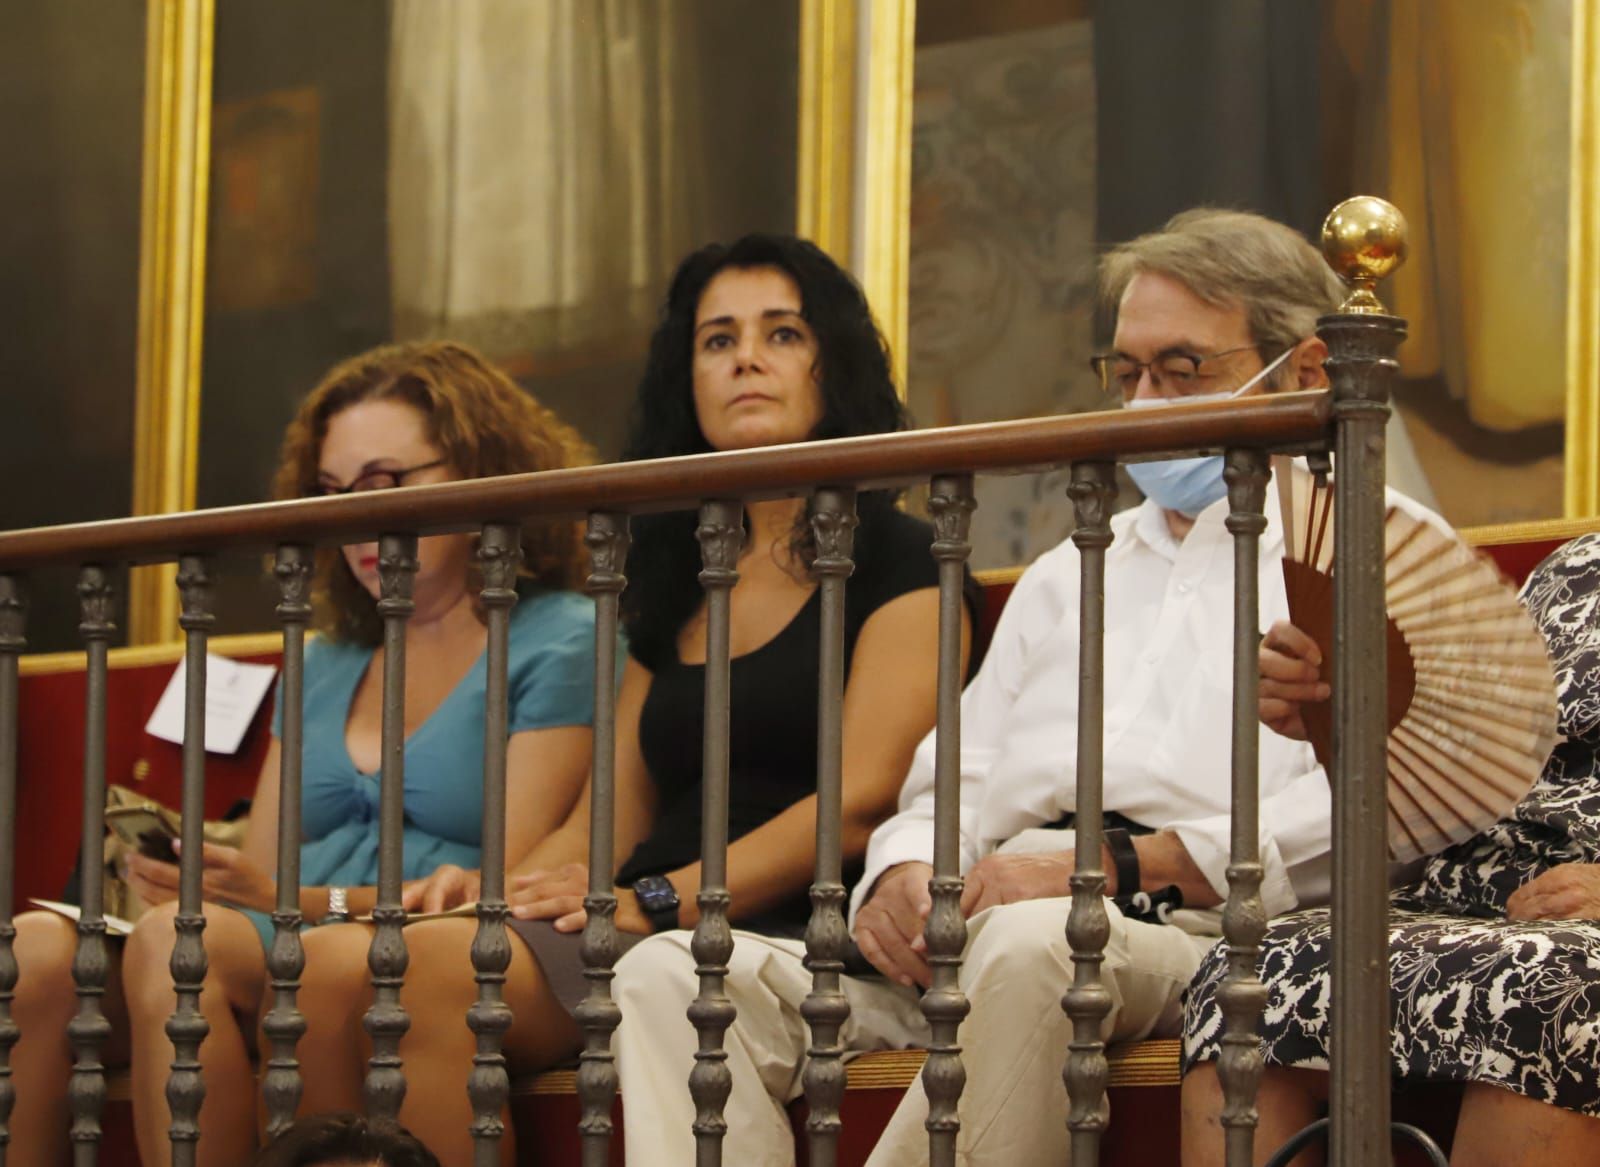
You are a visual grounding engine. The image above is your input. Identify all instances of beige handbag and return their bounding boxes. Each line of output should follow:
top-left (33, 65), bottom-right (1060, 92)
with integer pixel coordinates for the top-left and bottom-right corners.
top-left (101, 785), bottom-right (250, 922)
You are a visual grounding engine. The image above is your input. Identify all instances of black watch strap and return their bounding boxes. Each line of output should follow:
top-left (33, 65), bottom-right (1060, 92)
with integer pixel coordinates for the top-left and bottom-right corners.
top-left (1103, 827), bottom-right (1140, 900)
top-left (632, 875), bottom-right (681, 933)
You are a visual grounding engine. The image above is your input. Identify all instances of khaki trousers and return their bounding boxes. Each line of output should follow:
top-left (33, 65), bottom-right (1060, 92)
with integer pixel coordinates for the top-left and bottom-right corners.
top-left (613, 929), bottom-right (928, 1167)
top-left (865, 897), bottom-right (1218, 1167)
top-left (613, 898), bottom-right (1215, 1167)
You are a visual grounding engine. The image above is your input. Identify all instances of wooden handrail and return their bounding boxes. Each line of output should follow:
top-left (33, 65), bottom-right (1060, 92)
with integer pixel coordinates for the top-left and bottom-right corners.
top-left (0, 392), bottom-right (1330, 570)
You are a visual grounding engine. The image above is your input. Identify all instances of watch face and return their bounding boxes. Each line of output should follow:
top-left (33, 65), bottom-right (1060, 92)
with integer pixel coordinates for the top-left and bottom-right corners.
top-left (634, 875), bottom-right (678, 911)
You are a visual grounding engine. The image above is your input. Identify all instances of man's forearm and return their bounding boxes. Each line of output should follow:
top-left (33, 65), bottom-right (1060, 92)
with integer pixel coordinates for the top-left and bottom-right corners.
top-left (1133, 831), bottom-right (1222, 908)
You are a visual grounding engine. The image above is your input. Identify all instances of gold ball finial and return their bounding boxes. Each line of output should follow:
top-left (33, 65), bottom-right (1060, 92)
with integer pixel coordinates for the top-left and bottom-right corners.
top-left (1320, 195), bottom-right (1408, 314)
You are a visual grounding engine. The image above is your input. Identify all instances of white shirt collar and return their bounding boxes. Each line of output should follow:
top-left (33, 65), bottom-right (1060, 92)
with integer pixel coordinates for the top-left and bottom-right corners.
top-left (1130, 498), bottom-right (1183, 562)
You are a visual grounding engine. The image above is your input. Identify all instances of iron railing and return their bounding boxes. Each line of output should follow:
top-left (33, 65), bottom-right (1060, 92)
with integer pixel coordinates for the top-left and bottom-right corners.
top-left (0, 299), bottom-right (1397, 1167)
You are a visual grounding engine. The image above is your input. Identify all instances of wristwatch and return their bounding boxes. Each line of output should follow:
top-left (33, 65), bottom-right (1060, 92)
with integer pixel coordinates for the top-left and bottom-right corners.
top-left (323, 886), bottom-right (352, 924)
top-left (1104, 830), bottom-right (1184, 924)
top-left (631, 875), bottom-right (681, 933)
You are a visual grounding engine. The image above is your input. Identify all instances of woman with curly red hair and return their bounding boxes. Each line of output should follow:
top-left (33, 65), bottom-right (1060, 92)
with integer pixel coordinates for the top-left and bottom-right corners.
top-left (6, 340), bottom-right (604, 1166)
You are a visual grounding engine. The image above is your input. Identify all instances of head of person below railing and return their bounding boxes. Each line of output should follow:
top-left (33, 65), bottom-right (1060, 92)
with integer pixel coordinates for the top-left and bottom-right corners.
top-left (0, 208), bottom-right (1396, 1167)
top-left (251, 1111), bottom-right (442, 1167)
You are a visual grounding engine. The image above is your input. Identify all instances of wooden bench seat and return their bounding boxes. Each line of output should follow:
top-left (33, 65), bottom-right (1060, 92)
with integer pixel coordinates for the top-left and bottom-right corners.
top-left (514, 1040), bottom-right (1181, 1099)
top-left (505, 1041), bottom-right (1184, 1166)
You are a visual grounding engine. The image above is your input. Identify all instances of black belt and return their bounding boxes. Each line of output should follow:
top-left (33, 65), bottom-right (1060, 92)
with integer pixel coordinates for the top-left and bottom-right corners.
top-left (1043, 809), bottom-right (1155, 836)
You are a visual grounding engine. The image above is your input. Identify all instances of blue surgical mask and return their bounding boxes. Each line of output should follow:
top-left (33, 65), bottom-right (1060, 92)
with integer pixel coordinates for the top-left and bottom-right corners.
top-left (1124, 455), bottom-right (1229, 517)
top-left (1123, 347), bottom-right (1295, 517)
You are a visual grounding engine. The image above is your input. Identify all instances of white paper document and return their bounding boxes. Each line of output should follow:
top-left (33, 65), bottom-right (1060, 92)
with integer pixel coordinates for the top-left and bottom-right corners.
top-left (31, 899), bottom-right (135, 937)
top-left (144, 654), bottom-right (278, 755)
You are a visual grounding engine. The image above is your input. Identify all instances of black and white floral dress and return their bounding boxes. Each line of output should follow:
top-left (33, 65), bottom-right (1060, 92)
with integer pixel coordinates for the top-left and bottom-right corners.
top-left (1184, 533), bottom-right (1600, 1115)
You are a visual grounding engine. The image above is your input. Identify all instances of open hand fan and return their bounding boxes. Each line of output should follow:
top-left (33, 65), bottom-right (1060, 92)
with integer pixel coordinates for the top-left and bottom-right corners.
top-left (1275, 458), bottom-right (1559, 863)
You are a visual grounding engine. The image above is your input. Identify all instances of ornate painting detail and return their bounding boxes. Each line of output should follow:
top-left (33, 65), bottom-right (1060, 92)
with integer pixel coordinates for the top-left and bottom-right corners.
top-left (210, 87), bottom-right (320, 313)
top-left (907, 21), bottom-right (1105, 569)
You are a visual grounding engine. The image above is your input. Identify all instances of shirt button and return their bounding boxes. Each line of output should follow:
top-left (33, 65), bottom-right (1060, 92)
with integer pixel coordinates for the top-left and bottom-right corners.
top-left (1177, 580), bottom-right (1194, 594)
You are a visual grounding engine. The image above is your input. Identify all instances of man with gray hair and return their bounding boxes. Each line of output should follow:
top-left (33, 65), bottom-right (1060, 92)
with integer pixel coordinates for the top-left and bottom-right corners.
top-left (612, 208), bottom-right (1443, 1166)
top-left (850, 207), bottom-right (1445, 1165)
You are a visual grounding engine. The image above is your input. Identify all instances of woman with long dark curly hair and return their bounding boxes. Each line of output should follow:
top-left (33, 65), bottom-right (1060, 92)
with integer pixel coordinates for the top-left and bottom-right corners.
top-left (320, 235), bottom-right (975, 1165)
top-left (616, 234), bottom-right (913, 672)
top-left (0, 340), bottom-right (602, 1167)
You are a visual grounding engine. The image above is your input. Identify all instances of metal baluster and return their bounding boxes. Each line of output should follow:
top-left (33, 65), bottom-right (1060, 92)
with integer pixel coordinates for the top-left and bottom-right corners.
top-left (688, 499), bottom-right (742, 1167)
top-left (1218, 450), bottom-right (1271, 1167)
top-left (167, 556), bottom-right (214, 1166)
top-left (364, 534), bottom-right (417, 1117)
top-left (922, 474), bottom-right (975, 1167)
top-left (577, 513), bottom-right (629, 1166)
top-left (1062, 462), bottom-right (1116, 1165)
top-left (262, 546), bottom-right (312, 1137)
top-left (801, 487), bottom-right (858, 1167)
top-left (69, 566), bottom-right (116, 1166)
top-left (1324, 303), bottom-right (1402, 1167)
top-left (0, 576), bottom-right (25, 1165)
top-left (468, 524), bottom-right (521, 1166)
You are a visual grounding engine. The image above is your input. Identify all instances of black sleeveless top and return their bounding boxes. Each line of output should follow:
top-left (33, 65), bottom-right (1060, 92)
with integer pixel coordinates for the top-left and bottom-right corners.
top-left (618, 509), bottom-right (979, 935)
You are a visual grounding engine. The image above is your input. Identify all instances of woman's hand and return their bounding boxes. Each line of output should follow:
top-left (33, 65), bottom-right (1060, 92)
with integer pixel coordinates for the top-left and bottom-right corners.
top-left (509, 862), bottom-right (588, 926)
top-left (1507, 864), bottom-right (1600, 921)
top-left (126, 841), bottom-right (277, 913)
top-left (401, 864), bottom-right (481, 914)
top-left (123, 850), bottom-right (182, 907)
top-left (508, 863), bottom-right (652, 934)
top-left (1259, 620), bottom-right (1329, 740)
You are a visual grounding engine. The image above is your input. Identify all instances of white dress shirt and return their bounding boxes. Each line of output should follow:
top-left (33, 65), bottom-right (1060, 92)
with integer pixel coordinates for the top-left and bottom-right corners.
top-left (852, 476), bottom-right (1448, 926)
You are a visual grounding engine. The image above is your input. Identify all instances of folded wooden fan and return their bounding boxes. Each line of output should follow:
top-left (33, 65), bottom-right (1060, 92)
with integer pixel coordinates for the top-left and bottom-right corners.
top-left (1275, 458), bottom-right (1559, 863)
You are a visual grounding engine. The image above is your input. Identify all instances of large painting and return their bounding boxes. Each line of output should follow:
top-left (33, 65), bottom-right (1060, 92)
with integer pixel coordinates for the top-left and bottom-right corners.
top-left (908, 0), bottom-right (1583, 572)
top-left (906, 17), bottom-right (1108, 569)
top-left (0, 0), bottom-right (146, 651)
top-left (193, 0), bottom-right (800, 633)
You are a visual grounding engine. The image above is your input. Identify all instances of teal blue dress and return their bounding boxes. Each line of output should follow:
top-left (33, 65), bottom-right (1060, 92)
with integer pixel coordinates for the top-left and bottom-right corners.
top-left (239, 588), bottom-right (600, 949)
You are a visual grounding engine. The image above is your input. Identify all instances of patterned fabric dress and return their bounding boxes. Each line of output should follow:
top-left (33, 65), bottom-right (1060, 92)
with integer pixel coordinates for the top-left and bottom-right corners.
top-left (1184, 533), bottom-right (1600, 1115)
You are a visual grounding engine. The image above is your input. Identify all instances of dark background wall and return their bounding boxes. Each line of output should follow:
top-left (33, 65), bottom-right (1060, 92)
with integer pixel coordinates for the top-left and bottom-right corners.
top-left (1092, 0), bottom-right (1331, 252)
top-left (0, 0), bottom-right (146, 651)
top-left (196, 0), bottom-right (394, 632)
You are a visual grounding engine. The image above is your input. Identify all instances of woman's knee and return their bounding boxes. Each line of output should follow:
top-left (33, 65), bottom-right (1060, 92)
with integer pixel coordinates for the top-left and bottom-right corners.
top-left (124, 903), bottom-right (269, 1021)
top-left (1182, 1063), bottom-right (1327, 1119)
top-left (13, 911), bottom-right (80, 1015)
top-left (393, 922), bottom-right (487, 1026)
top-left (299, 924), bottom-right (378, 1008)
top-left (122, 902), bottom-right (182, 1017)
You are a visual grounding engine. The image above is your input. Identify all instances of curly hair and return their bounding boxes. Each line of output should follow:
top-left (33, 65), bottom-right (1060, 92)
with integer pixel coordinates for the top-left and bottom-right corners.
top-left (250, 1112), bottom-right (440, 1167)
top-left (618, 234), bottom-right (909, 669)
top-left (272, 340), bottom-right (595, 644)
